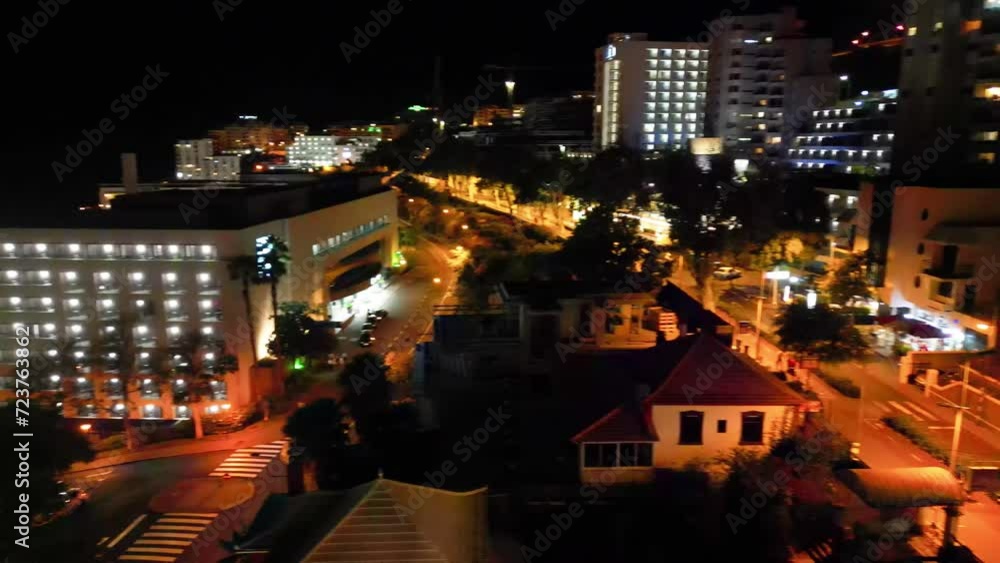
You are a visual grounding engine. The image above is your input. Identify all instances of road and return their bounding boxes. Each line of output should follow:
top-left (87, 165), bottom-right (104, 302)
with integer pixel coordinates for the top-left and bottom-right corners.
top-left (669, 273), bottom-right (1000, 562)
top-left (21, 451), bottom-right (230, 563)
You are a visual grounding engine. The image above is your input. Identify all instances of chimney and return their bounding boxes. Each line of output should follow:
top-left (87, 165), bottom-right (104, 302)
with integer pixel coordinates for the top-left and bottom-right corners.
top-left (121, 153), bottom-right (138, 194)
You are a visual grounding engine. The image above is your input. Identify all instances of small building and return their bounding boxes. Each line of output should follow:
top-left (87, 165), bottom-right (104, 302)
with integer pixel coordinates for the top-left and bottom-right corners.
top-left (572, 335), bottom-right (805, 484)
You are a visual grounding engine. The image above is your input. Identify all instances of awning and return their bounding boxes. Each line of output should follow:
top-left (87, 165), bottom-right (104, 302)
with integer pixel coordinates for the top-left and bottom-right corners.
top-left (837, 467), bottom-right (964, 508)
top-left (923, 223), bottom-right (1000, 247)
top-left (907, 321), bottom-right (945, 339)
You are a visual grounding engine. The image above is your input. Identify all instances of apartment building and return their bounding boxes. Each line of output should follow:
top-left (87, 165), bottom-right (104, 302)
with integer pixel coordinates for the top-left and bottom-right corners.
top-left (705, 7), bottom-right (836, 160)
top-left (593, 33), bottom-right (708, 151)
top-left (175, 138), bottom-right (241, 181)
top-left (0, 174), bottom-right (398, 420)
top-left (789, 89), bottom-right (898, 174)
top-left (881, 186), bottom-right (1000, 350)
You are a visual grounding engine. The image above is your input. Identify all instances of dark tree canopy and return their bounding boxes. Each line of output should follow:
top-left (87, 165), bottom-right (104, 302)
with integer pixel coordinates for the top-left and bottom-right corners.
top-left (775, 302), bottom-right (869, 361)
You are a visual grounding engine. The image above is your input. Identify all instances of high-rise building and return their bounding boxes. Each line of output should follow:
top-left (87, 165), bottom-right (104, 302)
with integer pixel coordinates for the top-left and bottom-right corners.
top-left (788, 89), bottom-right (898, 174)
top-left (705, 8), bottom-right (836, 160)
top-left (175, 139), bottom-right (241, 181)
top-left (593, 33), bottom-right (709, 151)
top-left (287, 135), bottom-right (337, 168)
top-left (891, 0), bottom-right (1000, 180)
top-left (0, 174), bottom-right (399, 420)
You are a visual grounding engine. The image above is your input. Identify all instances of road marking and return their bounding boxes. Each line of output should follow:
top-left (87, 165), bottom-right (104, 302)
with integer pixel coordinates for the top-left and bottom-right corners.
top-left (928, 426), bottom-right (955, 430)
top-left (888, 401), bottom-right (924, 421)
top-left (871, 402), bottom-right (893, 414)
top-left (119, 556), bottom-right (177, 562)
top-left (209, 471), bottom-right (260, 478)
top-left (126, 547), bottom-right (185, 555)
top-left (905, 402), bottom-right (939, 421)
top-left (97, 536), bottom-right (109, 546)
top-left (149, 525), bottom-right (205, 532)
top-left (141, 532), bottom-right (199, 540)
top-left (134, 540), bottom-right (192, 547)
top-left (911, 453), bottom-right (925, 461)
top-left (106, 514), bottom-right (147, 549)
top-left (156, 518), bottom-right (214, 525)
top-left (164, 513), bottom-right (217, 518)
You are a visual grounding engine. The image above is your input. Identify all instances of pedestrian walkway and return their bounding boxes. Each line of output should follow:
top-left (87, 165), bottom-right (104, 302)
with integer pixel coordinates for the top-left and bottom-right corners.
top-left (871, 400), bottom-right (943, 422)
top-left (208, 440), bottom-right (286, 479)
top-left (117, 513), bottom-right (217, 562)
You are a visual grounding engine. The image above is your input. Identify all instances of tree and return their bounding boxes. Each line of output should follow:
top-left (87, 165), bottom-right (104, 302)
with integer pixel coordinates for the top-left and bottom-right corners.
top-left (227, 255), bottom-right (259, 365)
top-left (826, 253), bottom-right (874, 305)
top-left (1, 405), bottom-right (93, 536)
top-left (267, 301), bottom-right (337, 363)
top-left (568, 145), bottom-right (645, 206)
top-left (338, 353), bottom-right (392, 442)
top-left (775, 302), bottom-right (869, 361)
top-left (254, 235), bottom-right (290, 358)
top-left (657, 152), bottom-right (741, 310)
top-left (557, 204), bottom-right (663, 291)
top-left (282, 398), bottom-right (349, 487)
top-left (172, 330), bottom-right (239, 439)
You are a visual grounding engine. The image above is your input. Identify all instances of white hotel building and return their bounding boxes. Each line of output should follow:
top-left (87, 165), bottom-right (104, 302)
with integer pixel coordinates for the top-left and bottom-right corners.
top-left (175, 138), bottom-right (241, 181)
top-left (0, 174), bottom-right (398, 420)
top-left (593, 33), bottom-right (708, 151)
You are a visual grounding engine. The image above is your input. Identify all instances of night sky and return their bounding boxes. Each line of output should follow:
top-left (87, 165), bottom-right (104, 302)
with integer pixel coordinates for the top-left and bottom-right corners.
top-left (5, 0), bottom-right (892, 214)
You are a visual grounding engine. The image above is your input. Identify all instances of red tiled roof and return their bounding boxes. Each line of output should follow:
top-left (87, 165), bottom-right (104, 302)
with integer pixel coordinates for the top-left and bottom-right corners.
top-left (645, 335), bottom-right (805, 406)
top-left (571, 406), bottom-right (658, 443)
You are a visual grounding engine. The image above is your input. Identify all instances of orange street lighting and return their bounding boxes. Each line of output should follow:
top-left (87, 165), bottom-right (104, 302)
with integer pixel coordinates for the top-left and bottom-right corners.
top-left (442, 209), bottom-right (450, 214)
top-left (79, 423), bottom-right (92, 432)
top-left (408, 198), bottom-right (414, 203)
top-left (461, 224), bottom-right (469, 230)
top-left (433, 277), bottom-right (442, 284)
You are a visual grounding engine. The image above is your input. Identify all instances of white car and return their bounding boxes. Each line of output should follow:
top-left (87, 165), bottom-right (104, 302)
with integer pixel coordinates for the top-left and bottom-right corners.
top-left (713, 266), bottom-right (742, 280)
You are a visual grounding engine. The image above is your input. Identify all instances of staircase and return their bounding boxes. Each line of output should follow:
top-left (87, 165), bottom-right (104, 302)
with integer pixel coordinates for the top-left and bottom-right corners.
top-left (307, 485), bottom-right (449, 563)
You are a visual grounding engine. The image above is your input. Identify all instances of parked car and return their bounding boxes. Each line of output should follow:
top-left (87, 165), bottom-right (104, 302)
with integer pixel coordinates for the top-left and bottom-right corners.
top-left (359, 331), bottom-right (375, 347)
top-left (713, 266), bottom-right (742, 280)
top-left (33, 485), bottom-right (89, 526)
top-left (373, 309), bottom-right (388, 320)
top-left (361, 322), bottom-right (375, 332)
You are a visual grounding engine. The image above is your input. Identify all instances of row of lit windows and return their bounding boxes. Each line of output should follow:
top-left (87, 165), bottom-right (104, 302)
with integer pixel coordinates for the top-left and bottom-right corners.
top-left (644, 102), bottom-right (699, 112)
top-left (643, 81), bottom-right (707, 92)
top-left (797, 134), bottom-right (894, 144)
top-left (645, 48), bottom-right (708, 59)
top-left (0, 243), bottom-right (217, 260)
top-left (643, 113), bottom-right (701, 123)
top-left (644, 123), bottom-right (700, 133)
top-left (1, 290), bottom-right (220, 316)
top-left (645, 71), bottom-right (706, 81)
top-left (311, 215), bottom-right (391, 256)
top-left (645, 92), bottom-right (703, 102)
top-left (7, 316), bottom-right (220, 342)
top-left (645, 133), bottom-right (698, 143)
top-left (788, 148), bottom-right (888, 159)
top-left (2, 270), bottom-right (215, 287)
top-left (646, 59), bottom-right (708, 70)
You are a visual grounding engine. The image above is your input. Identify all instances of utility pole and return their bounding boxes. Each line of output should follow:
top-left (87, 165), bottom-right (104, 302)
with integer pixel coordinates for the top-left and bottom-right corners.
top-left (755, 296), bottom-right (764, 362)
top-left (948, 363), bottom-right (971, 475)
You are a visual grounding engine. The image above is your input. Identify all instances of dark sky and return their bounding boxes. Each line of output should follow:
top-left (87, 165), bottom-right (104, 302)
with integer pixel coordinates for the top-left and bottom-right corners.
top-left (4, 0), bottom-right (892, 212)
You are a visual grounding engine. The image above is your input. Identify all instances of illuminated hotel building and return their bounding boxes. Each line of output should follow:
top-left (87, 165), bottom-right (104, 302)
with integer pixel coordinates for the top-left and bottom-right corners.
top-left (0, 174), bottom-right (398, 420)
top-left (175, 138), bottom-right (241, 181)
top-left (593, 33), bottom-right (708, 151)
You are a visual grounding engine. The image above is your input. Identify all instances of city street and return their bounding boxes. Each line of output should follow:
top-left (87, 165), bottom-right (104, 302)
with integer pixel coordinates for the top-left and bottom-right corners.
top-left (26, 451), bottom-right (231, 563)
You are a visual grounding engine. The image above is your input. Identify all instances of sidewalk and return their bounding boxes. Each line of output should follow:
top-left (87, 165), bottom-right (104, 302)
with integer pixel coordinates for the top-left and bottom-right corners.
top-left (65, 416), bottom-right (287, 473)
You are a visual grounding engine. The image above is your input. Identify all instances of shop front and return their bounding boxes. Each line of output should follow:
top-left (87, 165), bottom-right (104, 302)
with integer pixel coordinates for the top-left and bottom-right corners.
top-left (327, 262), bottom-right (388, 323)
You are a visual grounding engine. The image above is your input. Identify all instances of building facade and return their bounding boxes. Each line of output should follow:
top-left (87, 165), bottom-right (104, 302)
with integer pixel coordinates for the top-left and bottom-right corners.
top-left (593, 33), bottom-right (708, 151)
top-left (789, 89), bottom-right (898, 174)
top-left (892, 0), bottom-right (1000, 179)
top-left (880, 186), bottom-right (1000, 350)
top-left (175, 139), bottom-right (241, 181)
top-left (705, 7), bottom-right (836, 160)
top-left (0, 175), bottom-right (399, 420)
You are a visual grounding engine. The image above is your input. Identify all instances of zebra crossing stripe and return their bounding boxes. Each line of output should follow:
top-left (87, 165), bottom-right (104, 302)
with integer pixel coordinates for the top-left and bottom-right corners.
top-left (156, 518), bottom-right (213, 525)
top-left (888, 400), bottom-right (923, 421)
top-left (133, 540), bottom-right (191, 547)
top-left (149, 525), bottom-right (205, 532)
top-left (164, 513), bottom-right (217, 518)
top-left (872, 402), bottom-right (893, 414)
top-left (210, 471), bottom-right (259, 478)
top-left (119, 555), bottom-right (177, 562)
top-left (141, 532), bottom-right (199, 539)
top-left (126, 547), bottom-right (184, 555)
top-left (905, 402), bottom-right (939, 421)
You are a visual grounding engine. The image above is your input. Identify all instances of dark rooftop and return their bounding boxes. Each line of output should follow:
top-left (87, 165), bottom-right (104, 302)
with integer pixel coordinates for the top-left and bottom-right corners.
top-left (0, 172), bottom-right (389, 230)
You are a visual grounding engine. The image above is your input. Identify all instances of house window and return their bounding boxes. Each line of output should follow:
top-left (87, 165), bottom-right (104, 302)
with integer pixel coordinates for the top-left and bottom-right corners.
top-left (582, 443), bottom-right (653, 467)
top-left (740, 411), bottom-right (765, 444)
top-left (717, 420), bottom-right (728, 433)
top-left (679, 411), bottom-right (704, 445)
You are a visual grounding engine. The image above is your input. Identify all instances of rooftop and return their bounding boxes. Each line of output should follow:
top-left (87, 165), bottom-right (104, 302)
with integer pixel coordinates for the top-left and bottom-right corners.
top-left (1, 172), bottom-right (388, 231)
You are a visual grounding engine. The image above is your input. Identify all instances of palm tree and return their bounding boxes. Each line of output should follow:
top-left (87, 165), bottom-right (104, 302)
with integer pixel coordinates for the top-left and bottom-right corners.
top-left (254, 236), bottom-right (290, 359)
top-left (227, 255), bottom-right (259, 365)
top-left (172, 330), bottom-right (239, 439)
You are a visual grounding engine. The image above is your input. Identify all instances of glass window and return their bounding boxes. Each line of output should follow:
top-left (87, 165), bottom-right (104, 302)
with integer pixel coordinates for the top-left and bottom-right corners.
top-left (679, 411), bottom-right (704, 444)
top-left (740, 412), bottom-right (765, 444)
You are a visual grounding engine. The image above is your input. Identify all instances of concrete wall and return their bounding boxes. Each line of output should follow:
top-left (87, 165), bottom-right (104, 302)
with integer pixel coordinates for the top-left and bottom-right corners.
top-left (650, 404), bottom-right (797, 467)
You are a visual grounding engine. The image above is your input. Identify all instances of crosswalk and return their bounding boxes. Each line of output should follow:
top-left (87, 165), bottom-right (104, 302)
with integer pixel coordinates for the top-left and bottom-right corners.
top-left (118, 512), bottom-right (217, 562)
top-left (870, 400), bottom-right (942, 422)
top-left (208, 440), bottom-right (286, 479)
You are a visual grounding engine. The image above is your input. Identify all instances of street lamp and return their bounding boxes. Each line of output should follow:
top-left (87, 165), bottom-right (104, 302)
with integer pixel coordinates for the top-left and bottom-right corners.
top-left (938, 363), bottom-right (972, 475)
top-left (505, 80), bottom-right (516, 107)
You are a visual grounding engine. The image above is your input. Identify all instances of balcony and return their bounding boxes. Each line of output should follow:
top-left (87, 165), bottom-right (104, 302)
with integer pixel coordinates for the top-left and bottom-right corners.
top-left (922, 265), bottom-right (975, 280)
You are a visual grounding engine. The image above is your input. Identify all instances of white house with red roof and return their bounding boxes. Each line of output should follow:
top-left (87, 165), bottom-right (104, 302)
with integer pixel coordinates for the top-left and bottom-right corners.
top-left (572, 335), bottom-right (806, 484)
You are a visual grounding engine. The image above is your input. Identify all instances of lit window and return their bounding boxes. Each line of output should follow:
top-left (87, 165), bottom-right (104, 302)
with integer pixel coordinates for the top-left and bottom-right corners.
top-left (3, 243), bottom-right (15, 252)
top-left (198, 273), bottom-right (211, 283)
top-left (70, 325), bottom-right (82, 334)
top-left (166, 299), bottom-right (179, 309)
top-left (167, 245), bottom-right (180, 255)
top-left (908, 26), bottom-right (917, 36)
top-left (102, 244), bottom-right (114, 254)
top-left (202, 326), bottom-right (214, 335)
top-left (168, 326), bottom-right (181, 335)
top-left (35, 243), bottom-right (47, 253)
top-left (65, 272), bottom-right (77, 281)
top-left (39, 271), bottom-right (50, 280)
top-left (41, 297), bottom-right (53, 306)
top-left (136, 244), bottom-right (147, 254)
top-left (101, 299), bottom-right (113, 308)
top-left (5, 270), bottom-right (17, 280)
top-left (200, 245), bottom-right (212, 255)
top-left (164, 273), bottom-right (177, 282)
top-left (68, 299), bottom-right (80, 307)
top-left (200, 299), bottom-right (212, 309)
top-left (98, 272), bottom-right (111, 281)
